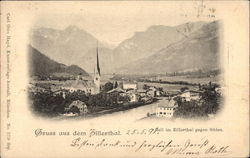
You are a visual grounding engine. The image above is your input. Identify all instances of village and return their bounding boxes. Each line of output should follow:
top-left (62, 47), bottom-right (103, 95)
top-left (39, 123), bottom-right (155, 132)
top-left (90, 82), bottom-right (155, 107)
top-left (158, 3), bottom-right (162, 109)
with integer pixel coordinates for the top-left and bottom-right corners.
top-left (29, 74), bottom-right (221, 119)
top-left (28, 46), bottom-right (222, 120)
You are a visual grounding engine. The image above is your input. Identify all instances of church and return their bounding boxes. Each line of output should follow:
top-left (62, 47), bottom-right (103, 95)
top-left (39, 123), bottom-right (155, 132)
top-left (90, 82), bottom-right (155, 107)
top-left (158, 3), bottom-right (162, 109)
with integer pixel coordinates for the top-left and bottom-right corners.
top-left (62, 45), bottom-right (101, 95)
top-left (93, 46), bottom-right (101, 94)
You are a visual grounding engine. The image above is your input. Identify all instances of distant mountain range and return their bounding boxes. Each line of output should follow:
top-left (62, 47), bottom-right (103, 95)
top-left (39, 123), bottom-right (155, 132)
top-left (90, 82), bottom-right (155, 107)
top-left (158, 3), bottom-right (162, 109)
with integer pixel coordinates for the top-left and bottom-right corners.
top-left (30, 20), bottom-right (221, 75)
top-left (118, 21), bottom-right (220, 75)
top-left (28, 45), bottom-right (89, 77)
top-left (30, 26), bottom-right (113, 74)
top-left (112, 21), bottom-right (206, 70)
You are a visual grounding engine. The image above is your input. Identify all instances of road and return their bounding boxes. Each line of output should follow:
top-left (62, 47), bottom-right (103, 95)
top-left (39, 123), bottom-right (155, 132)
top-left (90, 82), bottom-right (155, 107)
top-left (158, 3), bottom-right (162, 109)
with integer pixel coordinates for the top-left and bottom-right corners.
top-left (89, 99), bottom-right (163, 124)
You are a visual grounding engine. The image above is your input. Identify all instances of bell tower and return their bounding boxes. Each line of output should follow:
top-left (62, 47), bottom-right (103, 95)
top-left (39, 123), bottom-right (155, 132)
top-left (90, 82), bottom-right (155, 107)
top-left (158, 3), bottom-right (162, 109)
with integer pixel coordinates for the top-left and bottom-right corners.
top-left (94, 43), bottom-right (101, 94)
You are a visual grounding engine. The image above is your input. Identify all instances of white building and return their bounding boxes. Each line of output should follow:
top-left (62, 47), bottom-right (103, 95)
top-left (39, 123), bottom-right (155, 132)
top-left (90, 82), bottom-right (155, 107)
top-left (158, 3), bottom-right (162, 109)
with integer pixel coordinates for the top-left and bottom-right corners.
top-left (179, 90), bottom-right (201, 101)
top-left (128, 93), bottom-right (139, 102)
top-left (156, 99), bottom-right (178, 118)
top-left (123, 83), bottom-right (137, 90)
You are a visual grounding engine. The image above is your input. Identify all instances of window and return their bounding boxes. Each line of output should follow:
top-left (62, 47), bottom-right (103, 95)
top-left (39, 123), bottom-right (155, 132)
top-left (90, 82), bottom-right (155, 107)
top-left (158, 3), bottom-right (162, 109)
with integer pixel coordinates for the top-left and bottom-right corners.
top-left (164, 112), bottom-right (166, 115)
top-left (160, 112), bottom-right (162, 114)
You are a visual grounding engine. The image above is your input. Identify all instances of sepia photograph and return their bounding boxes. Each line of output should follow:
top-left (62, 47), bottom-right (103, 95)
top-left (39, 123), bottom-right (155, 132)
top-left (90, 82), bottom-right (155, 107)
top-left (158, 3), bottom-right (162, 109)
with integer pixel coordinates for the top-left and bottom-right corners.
top-left (1, 1), bottom-right (249, 158)
top-left (28, 9), bottom-right (223, 122)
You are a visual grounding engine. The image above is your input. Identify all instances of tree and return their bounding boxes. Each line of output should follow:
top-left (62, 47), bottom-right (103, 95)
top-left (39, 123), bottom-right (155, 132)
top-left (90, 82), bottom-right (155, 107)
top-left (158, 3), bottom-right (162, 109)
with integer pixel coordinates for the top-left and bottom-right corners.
top-left (200, 85), bottom-right (220, 114)
top-left (103, 82), bottom-right (114, 92)
top-left (114, 81), bottom-right (118, 88)
top-left (180, 87), bottom-right (189, 92)
top-left (118, 95), bottom-right (130, 103)
top-left (143, 84), bottom-right (150, 90)
top-left (69, 106), bottom-right (80, 114)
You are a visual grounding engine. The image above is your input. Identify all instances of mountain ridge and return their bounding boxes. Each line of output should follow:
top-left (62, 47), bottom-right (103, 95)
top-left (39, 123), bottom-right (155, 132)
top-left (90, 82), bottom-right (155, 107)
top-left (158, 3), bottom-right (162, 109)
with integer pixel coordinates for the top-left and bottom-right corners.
top-left (117, 21), bottom-right (220, 75)
top-left (30, 20), bottom-right (220, 75)
top-left (28, 45), bottom-right (89, 77)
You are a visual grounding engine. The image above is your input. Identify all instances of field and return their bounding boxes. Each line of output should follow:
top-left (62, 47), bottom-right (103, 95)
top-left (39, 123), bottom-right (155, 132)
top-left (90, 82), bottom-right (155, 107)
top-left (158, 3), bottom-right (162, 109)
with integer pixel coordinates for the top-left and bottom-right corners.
top-left (30, 74), bottom-right (223, 93)
top-left (154, 75), bottom-right (223, 85)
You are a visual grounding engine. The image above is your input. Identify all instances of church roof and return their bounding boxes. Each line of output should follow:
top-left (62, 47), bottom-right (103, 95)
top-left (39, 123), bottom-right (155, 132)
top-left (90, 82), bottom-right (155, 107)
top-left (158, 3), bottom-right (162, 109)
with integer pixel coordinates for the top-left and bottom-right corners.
top-left (107, 87), bottom-right (126, 94)
top-left (63, 79), bottom-right (93, 89)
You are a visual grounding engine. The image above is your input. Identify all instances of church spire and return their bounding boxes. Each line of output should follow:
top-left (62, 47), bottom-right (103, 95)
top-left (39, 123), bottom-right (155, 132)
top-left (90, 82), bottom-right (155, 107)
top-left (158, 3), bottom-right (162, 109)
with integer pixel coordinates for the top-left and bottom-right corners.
top-left (96, 43), bottom-right (100, 76)
top-left (93, 41), bottom-right (101, 94)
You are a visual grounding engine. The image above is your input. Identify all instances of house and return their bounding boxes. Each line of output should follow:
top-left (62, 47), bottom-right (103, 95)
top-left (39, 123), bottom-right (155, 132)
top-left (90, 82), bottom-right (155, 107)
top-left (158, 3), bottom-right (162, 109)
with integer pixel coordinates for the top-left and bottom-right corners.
top-left (65, 100), bottom-right (88, 114)
top-left (107, 87), bottom-right (127, 97)
top-left (123, 83), bottom-right (137, 90)
top-left (179, 90), bottom-right (201, 101)
top-left (146, 86), bottom-right (164, 97)
top-left (125, 90), bottom-right (139, 102)
top-left (128, 93), bottom-right (139, 102)
top-left (140, 96), bottom-right (152, 103)
top-left (215, 86), bottom-right (224, 94)
top-left (146, 89), bottom-right (156, 97)
top-left (137, 89), bottom-right (147, 97)
top-left (156, 98), bottom-right (178, 118)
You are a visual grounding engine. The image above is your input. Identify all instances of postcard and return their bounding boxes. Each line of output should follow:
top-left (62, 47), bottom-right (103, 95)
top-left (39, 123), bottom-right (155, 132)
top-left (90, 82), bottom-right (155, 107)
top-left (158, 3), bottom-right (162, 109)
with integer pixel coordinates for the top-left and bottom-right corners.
top-left (1, 1), bottom-right (249, 157)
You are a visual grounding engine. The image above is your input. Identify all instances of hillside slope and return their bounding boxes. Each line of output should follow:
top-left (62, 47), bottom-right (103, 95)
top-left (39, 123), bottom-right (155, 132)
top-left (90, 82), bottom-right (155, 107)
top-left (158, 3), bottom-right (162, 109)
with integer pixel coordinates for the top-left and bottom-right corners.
top-left (28, 45), bottom-right (89, 77)
top-left (118, 21), bottom-right (220, 75)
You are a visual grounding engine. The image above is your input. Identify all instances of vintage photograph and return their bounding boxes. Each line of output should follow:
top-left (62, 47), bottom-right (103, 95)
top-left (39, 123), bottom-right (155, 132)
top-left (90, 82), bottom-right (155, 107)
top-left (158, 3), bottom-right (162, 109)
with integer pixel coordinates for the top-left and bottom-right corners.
top-left (27, 10), bottom-right (223, 121)
top-left (1, 1), bottom-right (249, 158)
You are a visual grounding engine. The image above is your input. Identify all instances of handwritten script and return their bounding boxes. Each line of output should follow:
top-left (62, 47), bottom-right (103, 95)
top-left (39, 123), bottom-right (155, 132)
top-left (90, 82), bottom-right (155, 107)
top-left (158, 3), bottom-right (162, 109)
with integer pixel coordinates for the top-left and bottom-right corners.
top-left (70, 137), bottom-right (231, 156)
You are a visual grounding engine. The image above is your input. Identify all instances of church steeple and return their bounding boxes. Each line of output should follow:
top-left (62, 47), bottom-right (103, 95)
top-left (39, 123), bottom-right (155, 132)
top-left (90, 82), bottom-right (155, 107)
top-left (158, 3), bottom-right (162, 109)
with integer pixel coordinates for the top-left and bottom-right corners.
top-left (96, 45), bottom-right (100, 76)
top-left (93, 42), bottom-right (101, 94)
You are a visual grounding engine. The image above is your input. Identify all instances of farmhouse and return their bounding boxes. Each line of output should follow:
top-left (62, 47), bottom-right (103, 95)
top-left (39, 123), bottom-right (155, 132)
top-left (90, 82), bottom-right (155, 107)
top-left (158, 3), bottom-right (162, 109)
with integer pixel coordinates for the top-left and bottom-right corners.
top-left (179, 90), bottom-right (201, 101)
top-left (65, 100), bottom-right (88, 114)
top-left (156, 98), bottom-right (178, 118)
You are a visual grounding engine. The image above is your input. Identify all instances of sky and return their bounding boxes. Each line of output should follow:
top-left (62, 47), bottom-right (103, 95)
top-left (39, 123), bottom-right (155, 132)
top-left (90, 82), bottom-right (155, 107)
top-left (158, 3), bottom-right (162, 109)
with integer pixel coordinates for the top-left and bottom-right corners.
top-left (32, 1), bottom-right (216, 46)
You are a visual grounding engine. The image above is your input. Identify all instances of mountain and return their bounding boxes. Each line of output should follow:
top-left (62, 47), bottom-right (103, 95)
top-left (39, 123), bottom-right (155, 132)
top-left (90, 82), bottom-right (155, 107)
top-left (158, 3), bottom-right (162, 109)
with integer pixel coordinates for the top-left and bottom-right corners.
top-left (30, 21), bottom-right (220, 75)
top-left (30, 25), bottom-right (113, 74)
top-left (117, 21), bottom-right (220, 75)
top-left (112, 21), bottom-right (207, 70)
top-left (28, 45), bottom-right (89, 77)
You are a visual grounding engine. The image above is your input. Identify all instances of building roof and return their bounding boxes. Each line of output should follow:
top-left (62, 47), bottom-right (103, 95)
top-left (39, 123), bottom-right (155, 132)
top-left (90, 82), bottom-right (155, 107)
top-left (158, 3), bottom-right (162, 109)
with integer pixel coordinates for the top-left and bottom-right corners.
top-left (107, 87), bottom-right (126, 94)
top-left (69, 100), bottom-right (86, 107)
top-left (149, 86), bottom-right (157, 90)
top-left (81, 76), bottom-right (93, 81)
top-left (137, 89), bottom-right (147, 93)
top-left (63, 79), bottom-right (93, 89)
top-left (126, 89), bottom-right (137, 94)
top-left (158, 99), bottom-right (178, 108)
